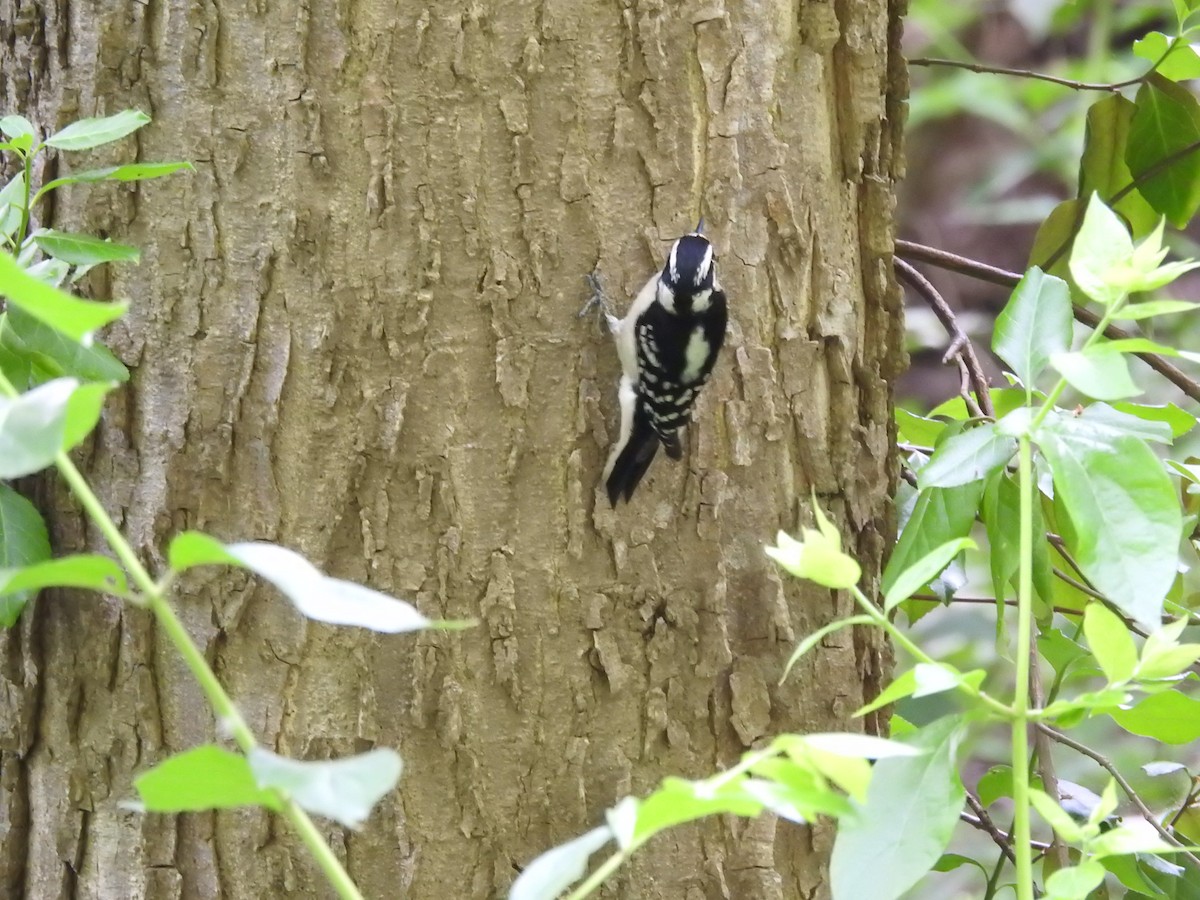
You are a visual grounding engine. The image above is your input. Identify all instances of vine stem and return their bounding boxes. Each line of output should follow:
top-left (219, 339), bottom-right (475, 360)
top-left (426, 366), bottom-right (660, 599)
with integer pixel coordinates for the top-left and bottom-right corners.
top-left (1012, 435), bottom-right (1035, 900)
top-left (0, 374), bottom-right (364, 900)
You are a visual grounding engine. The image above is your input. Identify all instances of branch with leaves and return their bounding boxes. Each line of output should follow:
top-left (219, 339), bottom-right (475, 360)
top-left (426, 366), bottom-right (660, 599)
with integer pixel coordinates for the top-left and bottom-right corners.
top-left (0, 111), bottom-right (472, 900)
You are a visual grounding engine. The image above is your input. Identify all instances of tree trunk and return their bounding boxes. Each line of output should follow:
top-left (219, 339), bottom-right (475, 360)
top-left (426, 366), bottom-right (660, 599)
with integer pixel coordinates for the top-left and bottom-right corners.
top-left (0, 0), bottom-right (905, 897)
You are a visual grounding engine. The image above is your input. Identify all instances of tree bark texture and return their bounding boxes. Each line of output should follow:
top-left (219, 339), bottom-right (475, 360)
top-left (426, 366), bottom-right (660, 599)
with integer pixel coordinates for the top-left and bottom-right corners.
top-left (0, 0), bottom-right (905, 897)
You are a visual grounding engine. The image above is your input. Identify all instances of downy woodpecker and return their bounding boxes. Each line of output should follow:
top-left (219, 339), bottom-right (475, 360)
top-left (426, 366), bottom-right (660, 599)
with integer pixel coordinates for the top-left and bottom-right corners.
top-left (587, 223), bottom-right (728, 505)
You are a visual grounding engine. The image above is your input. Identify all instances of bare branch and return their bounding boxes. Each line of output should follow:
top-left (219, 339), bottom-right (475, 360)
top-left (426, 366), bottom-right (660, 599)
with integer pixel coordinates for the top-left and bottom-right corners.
top-left (893, 241), bottom-right (1200, 403)
top-left (909, 57), bottom-right (1143, 92)
top-left (894, 257), bottom-right (995, 417)
top-left (964, 794), bottom-right (1017, 863)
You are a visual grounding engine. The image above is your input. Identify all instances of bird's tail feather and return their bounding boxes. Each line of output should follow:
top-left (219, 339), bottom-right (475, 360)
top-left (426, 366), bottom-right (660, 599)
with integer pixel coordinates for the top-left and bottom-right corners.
top-left (605, 408), bottom-right (660, 506)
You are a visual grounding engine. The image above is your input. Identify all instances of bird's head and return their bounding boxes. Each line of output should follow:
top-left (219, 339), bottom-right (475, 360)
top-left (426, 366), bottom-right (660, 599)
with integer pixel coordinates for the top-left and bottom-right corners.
top-left (658, 226), bottom-right (716, 313)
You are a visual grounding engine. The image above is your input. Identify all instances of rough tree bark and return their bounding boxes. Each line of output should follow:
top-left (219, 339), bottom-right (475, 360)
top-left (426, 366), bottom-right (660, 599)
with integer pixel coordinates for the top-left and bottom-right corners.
top-left (0, 0), bottom-right (905, 897)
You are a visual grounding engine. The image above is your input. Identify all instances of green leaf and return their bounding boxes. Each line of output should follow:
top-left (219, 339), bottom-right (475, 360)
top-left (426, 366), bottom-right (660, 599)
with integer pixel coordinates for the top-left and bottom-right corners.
top-left (1030, 788), bottom-right (1085, 842)
top-left (1079, 94), bottom-right (1160, 239)
top-left (982, 473), bottom-right (1020, 606)
top-left (134, 745), bottom-right (281, 813)
top-left (1101, 337), bottom-right (1183, 357)
top-left (0, 377), bottom-right (76, 477)
top-left (510, 826), bottom-right (613, 900)
top-left (1127, 76), bottom-right (1200, 229)
top-left (977, 766), bottom-right (1014, 807)
top-left (34, 161), bottom-right (193, 203)
top-left (765, 525), bottom-right (861, 590)
top-left (248, 747), bottom-right (402, 830)
top-left (883, 480), bottom-right (985, 598)
top-left (799, 733), bottom-right (923, 760)
top-left (1045, 860), bottom-right (1106, 897)
top-left (1085, 603), bottom-right (1138, 684)
top-left (1101, 853), bottom-right (1170, 897)
top-left (1092, 823), bottom-right (1195, 858)
top-left (630, 777), bottom-right (763, 844)
top-left (1092, 778), bottom-right (1120, 826)
top-left (1036, 430), bottom-right (1180, 630)
top-left (982, 472), bottom-right (1054, 611)
top-left (1069, 193), bottom-right (1135, 306)
top-left (1107, 402), bottom-right (1192, 440)
top-left (738, 774), bottom-right (845, 824)
top-left (0, 306), bottom-right (129, 385)
top-left (1042, 688), bottom-right (1131, 725)
top-left (1135, 32), bottom-right (1200, 82)
top-left (914, 663), bottom-right (985, 698)
top-left (933, 853), bottom-right (989, 877)
top-left (0, 554), bottom-right (127, 597)
top-left (0, 115), bottom-right (36, 142)
top-left (1137, 642), bottom-right (1200, 681)
top-left (992, 267), bottom-right (1074, 397)
top-left (856, 668), bottom-right (919, 716)
top-left (830, 716), bottom-right (965, 900)
top-left (32, 230), bottom-right (140, 266)
top-left (62, 381), bottom-right (114, 451)
top-left (1029, 198), bottom-right (1081, 278)
top-left (167, 530), bottom-right (239, 570)
top-left (0, 251), bottom-right (127, 342)
top-left (1050, 346), bottom-right (1138, 400)
top-left (1110, 692), bottom-right (1200, 744)
top-left (928, 388), bottom-right (1031, 421)
top-left (1113, 299), bottom-right (1200, 321)
top-left (855, 664), bottom-right (980, 716)
top-left (895, 408), bottom-right (945, 448)
top-left (1038, 628), bottom-right (1091, 680)
top-left (780, 615), bottom-right (875, 682)
top-left (176, 539), bottom-right (463, 633)
top-left (0, 484), bottom-right (50, 626)
top-left (44, 110), bottom-right (150, 151)
top-left (884, 538), bottom-right (976, 611)
top-left (918, 424), bottom-right (1016, 489)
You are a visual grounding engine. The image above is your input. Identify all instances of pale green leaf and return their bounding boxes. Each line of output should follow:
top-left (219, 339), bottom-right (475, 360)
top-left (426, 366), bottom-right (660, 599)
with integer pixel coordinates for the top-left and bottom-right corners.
top-left (248, 747), bottom-right (402, 830)
top-left (45, 110), bottom-right (150, 151)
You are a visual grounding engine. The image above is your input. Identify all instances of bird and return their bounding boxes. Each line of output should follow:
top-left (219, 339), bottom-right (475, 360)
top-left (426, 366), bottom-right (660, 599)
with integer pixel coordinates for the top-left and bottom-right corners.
top-left (584, 221), bottom-right (728, 505)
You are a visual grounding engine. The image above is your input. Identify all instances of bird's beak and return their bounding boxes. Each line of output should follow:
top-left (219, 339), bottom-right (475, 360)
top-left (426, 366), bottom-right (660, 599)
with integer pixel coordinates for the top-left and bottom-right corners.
top-left (694, 216), bottom-right (705, 235)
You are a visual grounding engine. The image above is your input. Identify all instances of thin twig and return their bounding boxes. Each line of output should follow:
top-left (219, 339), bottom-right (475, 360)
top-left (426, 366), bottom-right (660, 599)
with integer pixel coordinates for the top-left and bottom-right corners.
top-left (910, 593), bottom-right (1090, 621)
top-left (1029, 646), bottom-right (1071, 869)
top-left (955, 811), bottom-right (1051, 854)
top-left (909, 57), bottom-right (1143, 92)
top-left (1046, 533), bottom-right (1089, 584)
top-left (895, 257), bottom-right (995, 417)
top-left (894, 241), bottom-right (1200, 403)
top-left (1037, 724), bottom-right (1200, 871)
top-left (1169, 784), bottom-right (1200, 829)
top-left (964, 794), bottom-right (1017, 863)
top-left (956, 357), bottom-right (986, 418)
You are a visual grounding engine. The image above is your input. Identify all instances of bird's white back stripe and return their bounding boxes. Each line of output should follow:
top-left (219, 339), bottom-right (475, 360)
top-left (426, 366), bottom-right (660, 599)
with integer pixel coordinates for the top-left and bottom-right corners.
top-left (682, 327), bottom-right (711, 383)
